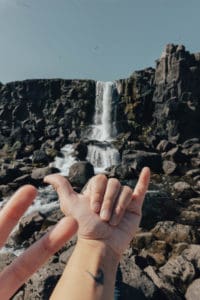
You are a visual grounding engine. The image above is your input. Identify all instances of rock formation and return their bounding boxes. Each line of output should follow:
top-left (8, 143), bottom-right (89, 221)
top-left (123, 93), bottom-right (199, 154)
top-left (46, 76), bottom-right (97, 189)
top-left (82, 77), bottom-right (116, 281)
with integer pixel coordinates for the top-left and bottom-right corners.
top-left (0, 44), bottom-right (200, 299)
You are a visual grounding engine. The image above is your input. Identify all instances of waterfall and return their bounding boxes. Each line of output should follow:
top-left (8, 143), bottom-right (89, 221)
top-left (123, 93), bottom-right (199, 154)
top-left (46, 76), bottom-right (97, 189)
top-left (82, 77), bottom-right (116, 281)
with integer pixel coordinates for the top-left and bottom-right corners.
top-left (86, 81), bottom-right (120, 172)
top-left (90, 81), bottom-right (118, 141)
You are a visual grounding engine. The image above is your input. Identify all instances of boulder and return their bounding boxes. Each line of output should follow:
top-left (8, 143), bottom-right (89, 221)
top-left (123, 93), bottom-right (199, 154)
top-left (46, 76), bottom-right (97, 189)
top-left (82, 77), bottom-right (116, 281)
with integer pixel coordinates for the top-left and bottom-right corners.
top-left (73, 141), bottom-right (88, 160)
top-left (13, 212), bottom-right (45, 245)
top-left (68, 161), bottom-right (94, 188)
top-left (31, 167), bottom-right (59, 181)
top-left (141, 191), bottom-right (177, 229)
top-left (159, 256), bottom-right (195, 289)
top-left (122, 150), bottom-right (162, 173)
top-left (162, 160), bottom-right (178, 175)
top-left (185, 279), bottom-right (200, 300)
top-left (156, 140), bottom-right (176, 153)
top-left (32, 149), bottom-right (50, 165)
top-left (151, 221), bottom-right (199, 244)
top-left (173, 181), bottom-right (197, 199)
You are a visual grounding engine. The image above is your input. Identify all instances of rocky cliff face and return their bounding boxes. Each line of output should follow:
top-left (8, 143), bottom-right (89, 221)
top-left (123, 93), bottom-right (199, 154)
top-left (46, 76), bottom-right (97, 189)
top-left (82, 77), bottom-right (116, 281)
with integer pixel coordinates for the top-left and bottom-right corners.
top-left (0, 79), bottom-right (95, 156)
top-left (0, 44), bottom-right (199, 154)
top-left (116, 44), bottom-right (200, 143)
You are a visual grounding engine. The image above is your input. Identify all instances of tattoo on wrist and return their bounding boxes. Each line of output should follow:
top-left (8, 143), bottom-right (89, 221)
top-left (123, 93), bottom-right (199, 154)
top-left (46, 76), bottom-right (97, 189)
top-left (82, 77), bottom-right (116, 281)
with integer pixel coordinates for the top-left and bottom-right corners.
top-left (86, 268), bottom-right (104, 285)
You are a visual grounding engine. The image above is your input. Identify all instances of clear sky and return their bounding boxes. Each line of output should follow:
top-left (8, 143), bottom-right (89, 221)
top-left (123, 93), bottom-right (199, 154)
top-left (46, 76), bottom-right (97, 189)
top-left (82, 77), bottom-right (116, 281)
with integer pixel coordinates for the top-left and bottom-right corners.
top-left (0, 0), bottom-right (200, 83)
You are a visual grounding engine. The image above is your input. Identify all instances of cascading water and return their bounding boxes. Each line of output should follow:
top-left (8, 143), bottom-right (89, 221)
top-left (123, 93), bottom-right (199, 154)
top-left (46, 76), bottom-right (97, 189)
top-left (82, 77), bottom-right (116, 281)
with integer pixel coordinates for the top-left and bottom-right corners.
top-left (86, 81), bottom-right (120, 172)
top-left (90, 81), bottom-right (116, 141)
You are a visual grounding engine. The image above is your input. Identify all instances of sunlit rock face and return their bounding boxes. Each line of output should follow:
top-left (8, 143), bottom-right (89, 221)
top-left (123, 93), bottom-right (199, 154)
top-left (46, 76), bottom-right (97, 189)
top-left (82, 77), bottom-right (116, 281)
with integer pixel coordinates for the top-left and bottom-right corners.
top-left (152, 44), bottom-right (200, 143)
top-left (115, 44), bottom-right (200, 143)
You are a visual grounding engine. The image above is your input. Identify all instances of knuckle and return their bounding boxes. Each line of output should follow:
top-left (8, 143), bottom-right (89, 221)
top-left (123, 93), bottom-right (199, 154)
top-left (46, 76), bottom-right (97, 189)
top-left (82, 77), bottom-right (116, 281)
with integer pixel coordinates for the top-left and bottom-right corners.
top-left (116, 203), bottom-right (126, 212)
top-left (109, 178), bottom-right (121, 188)
top-left (95, 174), bottom-right (107, 182)
top-left (123, 185), bottom-right (132, 196)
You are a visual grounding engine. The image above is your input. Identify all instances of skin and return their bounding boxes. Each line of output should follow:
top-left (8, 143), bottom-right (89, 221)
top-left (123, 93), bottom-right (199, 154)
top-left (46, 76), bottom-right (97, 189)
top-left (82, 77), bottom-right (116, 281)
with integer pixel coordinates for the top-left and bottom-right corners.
top-left (0, 185), bottom-right (78, 300)
top-left (44, 167), bottom-right (150, 300)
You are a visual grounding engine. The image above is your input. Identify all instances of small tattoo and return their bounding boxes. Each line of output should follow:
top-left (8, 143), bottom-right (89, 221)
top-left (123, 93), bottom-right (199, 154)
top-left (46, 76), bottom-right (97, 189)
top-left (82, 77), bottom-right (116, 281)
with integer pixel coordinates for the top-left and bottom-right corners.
top-left (86, 268), bottom-right (104, 285)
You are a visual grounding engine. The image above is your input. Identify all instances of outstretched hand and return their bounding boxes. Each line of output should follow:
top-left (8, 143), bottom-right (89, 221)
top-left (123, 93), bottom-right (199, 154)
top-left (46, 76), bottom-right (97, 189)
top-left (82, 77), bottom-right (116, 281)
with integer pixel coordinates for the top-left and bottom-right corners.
top-left (0, 185), bottom-right (78, 300)
top-left (44, 167), bottom-right (150, 258)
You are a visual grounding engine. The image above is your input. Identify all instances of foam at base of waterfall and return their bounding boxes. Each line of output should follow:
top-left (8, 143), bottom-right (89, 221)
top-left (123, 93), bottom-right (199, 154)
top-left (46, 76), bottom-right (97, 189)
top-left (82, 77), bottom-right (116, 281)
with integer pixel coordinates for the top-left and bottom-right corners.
top-left (50, 144), bottom-right (76, 176)
top-left (87, 144), bottom-right (120, 172)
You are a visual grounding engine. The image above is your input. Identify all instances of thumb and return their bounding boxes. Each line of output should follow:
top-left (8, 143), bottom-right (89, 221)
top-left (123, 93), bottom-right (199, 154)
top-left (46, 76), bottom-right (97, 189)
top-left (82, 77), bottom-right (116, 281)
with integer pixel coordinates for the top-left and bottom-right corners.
top-left (44, 174), bottom-right (76, 215)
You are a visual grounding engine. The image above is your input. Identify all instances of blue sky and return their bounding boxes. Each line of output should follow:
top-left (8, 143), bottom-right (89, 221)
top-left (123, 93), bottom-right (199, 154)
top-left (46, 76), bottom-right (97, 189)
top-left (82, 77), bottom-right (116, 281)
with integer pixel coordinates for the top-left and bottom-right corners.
top-left (0, 0), bottom-right (200, 83)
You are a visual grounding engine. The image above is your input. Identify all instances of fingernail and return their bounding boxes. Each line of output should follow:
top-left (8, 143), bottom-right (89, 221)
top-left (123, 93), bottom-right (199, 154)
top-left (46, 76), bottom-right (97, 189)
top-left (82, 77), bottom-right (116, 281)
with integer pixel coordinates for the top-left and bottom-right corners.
top-left (92, 202), bottom-right (100, 213)
top-left (100, 210), bottom-right (110, 221)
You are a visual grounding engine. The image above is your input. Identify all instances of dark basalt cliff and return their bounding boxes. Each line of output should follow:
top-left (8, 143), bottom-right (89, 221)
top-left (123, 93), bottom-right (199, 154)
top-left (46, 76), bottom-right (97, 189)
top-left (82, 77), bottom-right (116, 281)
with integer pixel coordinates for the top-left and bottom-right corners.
top-left (0, 44), bottom-right (200, 156)
top-left (117, 44), bottom-right (200, 143)
top-left (0, 79), bottom-right (95, 153)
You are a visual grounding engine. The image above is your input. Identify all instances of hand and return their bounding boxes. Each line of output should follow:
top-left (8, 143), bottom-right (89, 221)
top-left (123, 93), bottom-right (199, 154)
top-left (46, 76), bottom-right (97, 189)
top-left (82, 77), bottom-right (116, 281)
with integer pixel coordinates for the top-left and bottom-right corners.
top-left (0, 185), bottom-right (78, 300)
top-left (44, 167), bottom-right (150, 258)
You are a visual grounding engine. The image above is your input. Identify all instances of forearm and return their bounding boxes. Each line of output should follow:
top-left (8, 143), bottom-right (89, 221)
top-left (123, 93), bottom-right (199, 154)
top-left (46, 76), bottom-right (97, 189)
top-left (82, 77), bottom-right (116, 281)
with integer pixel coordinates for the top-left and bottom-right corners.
top-left (50, 239), bottom-right (119, 300)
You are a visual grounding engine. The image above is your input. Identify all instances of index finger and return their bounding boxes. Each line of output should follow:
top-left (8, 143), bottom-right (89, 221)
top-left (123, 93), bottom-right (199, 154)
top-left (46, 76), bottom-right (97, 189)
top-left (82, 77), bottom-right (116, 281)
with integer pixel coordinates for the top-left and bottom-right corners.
top-left (0, 185), bottom-right (37, 248)
top-left (0, 216), bottom-right (77, 300)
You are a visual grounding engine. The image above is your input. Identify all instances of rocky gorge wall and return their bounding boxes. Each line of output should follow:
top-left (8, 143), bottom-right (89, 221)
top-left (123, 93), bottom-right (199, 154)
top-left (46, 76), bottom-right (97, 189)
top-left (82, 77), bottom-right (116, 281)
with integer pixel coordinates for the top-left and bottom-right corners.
top-left (0, 45), bottom-right (200, 299)
top-left (0, 44), bottom-right (200, 159)
top-left (116, 44), bottom-right (200, 144)
top-left (0, 79), bottom-right (95, 156)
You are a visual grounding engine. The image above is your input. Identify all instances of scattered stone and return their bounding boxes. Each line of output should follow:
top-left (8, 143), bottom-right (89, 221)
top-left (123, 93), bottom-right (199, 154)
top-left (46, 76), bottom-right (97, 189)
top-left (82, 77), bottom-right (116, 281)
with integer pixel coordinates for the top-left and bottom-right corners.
top-left (151, 221), bottom-right (199, 244)
top-left (173, 181), bottom-right (197, 199)
top-left (185, 279), bottom-right (200, 300)
top-left (162, 160), bottom-right (178, 175)
top-left (68, 161), bottom-right (94, 188)
top-left (159, 256), bottom-right (195, 288)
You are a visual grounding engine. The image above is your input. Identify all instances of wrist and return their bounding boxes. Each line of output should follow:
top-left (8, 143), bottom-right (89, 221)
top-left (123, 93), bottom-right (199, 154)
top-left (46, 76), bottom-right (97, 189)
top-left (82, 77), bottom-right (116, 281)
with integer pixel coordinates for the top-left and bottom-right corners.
top-left (76, 238), bottom-right (120, 265)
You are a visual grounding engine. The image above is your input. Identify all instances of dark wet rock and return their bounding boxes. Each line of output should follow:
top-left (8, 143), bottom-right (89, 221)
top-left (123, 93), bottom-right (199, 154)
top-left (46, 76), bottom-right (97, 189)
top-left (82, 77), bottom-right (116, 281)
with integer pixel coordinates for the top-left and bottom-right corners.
top-left (162, 160), bottom-right (178, 175)
top-left (182, 138), bottom-right (200, 149)
top-left (173, 181), bottom-right (197, 199)
top-left (0, 184), bottom-right (12, 197)
top-left (186, 168), bottom-right (200, 178)
top-left (122, 150), bottom-right (162, 173)
top-left (0, 166), bottom-right (23, 185)
top-left (32, 149), bottom-right (50, 165)
top-left (141, 191), bottom-right (177, 229)
top-left (73, 141), bottom-right (88, 160)
top-left (164, 147), bottom-right (188, 164)
top-left (13, 174), bottom-right (33, 186)
top-left (68, 161), bottom-right (94, 188)
top-left (106, 163), bottom-right (136, 180)
top-left (13, 212), bottom-right (45, 245)
top-left (156, 140), bottom-right (176, 153)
